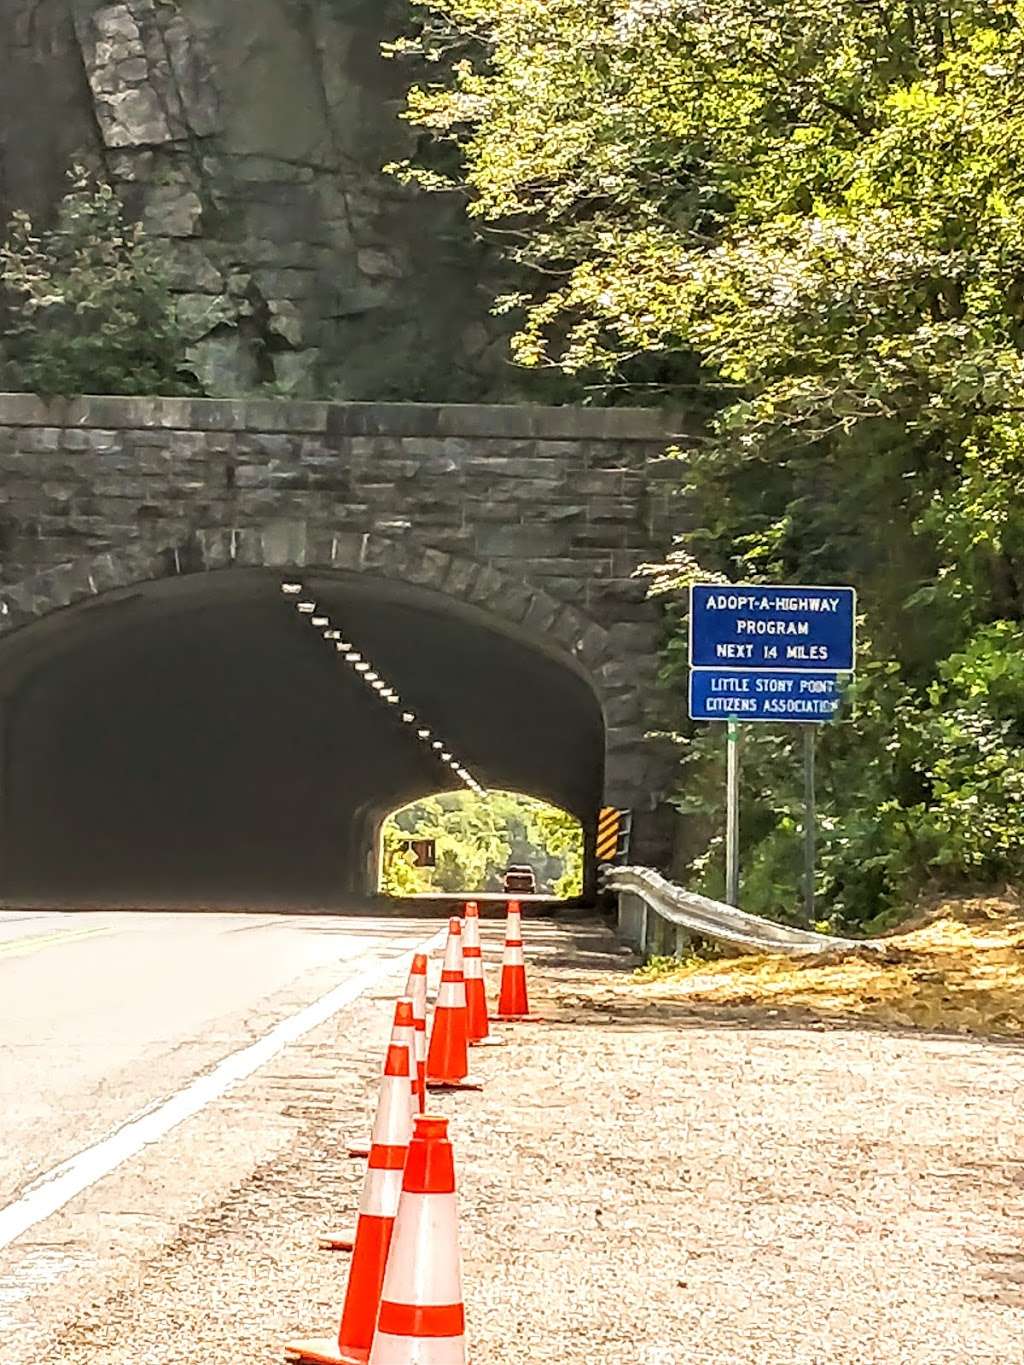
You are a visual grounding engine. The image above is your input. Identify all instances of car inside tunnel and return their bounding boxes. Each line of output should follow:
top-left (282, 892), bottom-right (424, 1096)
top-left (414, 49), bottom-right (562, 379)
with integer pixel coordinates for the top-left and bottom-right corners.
top-left (0, 568), bottom-right (605, 909)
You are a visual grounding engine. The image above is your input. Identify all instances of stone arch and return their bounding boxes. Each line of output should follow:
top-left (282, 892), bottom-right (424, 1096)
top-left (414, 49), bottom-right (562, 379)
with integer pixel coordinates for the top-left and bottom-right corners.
top-left (0, 519), bottom-right (656, 812)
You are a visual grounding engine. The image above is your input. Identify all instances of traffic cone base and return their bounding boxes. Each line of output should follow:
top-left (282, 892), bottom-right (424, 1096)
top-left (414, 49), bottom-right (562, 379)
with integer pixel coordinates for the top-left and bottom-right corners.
top-left (426, 1072), bottom-right (484, 1091)
top-left (284, 1339), bottom-right (363, 1365)
top-left (469, 1031), bottom-right (505, 1047)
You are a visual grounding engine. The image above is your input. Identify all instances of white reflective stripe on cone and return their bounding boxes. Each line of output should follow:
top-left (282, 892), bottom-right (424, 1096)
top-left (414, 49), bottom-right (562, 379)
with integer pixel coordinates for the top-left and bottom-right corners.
top-left (462, 955), bottom-right (483, 980)
top-left (436, 980), bottom-right (467, 1009)
top-left (462, 914), bottom-right (481, 951)
top-left (369, 1332), bottom-right (467, 1364)
top-left (406, 1042), bottom-right (419, 1118)
top-left (393, 1026), bottom-right (417, 1118)
top-left (504, 945), bottom-right (525, 968)
top-left (380, 1192), bottom-right (463, 1304)
top-left (440, 929), bottom-right (463, 975)
top-left (370, 1077), bottom-right (413, 1147)
top-left (505, 912), bottom-right (522, 939)
top-left (410, 978), bottom-right (428, 1062)
top-left (362, 1166), bottom-right (405, 1218)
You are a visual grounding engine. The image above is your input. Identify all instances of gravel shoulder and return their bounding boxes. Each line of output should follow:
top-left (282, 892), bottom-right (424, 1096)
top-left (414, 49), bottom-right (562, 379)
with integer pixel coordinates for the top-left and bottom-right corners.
top-left (9, 916), bottom-right (1024, 1364)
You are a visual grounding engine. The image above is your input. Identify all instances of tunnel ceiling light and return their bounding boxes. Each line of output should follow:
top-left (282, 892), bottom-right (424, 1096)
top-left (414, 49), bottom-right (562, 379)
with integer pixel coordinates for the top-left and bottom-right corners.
top-left (281, 590), bottom-right (484, 796)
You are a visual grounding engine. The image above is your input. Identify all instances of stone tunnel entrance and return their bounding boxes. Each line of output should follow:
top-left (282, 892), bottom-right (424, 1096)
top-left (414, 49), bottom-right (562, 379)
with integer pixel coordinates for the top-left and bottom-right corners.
top-left (0, 567), bottom-right (607, 909)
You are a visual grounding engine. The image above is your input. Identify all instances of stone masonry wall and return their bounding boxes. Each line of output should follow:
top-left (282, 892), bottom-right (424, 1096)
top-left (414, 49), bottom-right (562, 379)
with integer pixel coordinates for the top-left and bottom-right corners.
top-left (0, 395), bottom-right (682, 842)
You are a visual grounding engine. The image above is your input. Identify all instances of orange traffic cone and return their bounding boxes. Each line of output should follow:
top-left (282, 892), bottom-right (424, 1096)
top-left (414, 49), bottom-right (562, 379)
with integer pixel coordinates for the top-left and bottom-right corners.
top-left (347, 997), bottom-right (416, 1161)
top-left (368, 1114), bottom-right (468, 1365)
top-left (426, 919), bottom-right (481, 1091)
top-left (496, 900), bottom-right (541, 1021)
top-left (463, 902), bottom-right (501, 1046)
top-left (287, 1037), bottom-right (414, 1364)
top-left (405, 953), bottom-right (428, 1111)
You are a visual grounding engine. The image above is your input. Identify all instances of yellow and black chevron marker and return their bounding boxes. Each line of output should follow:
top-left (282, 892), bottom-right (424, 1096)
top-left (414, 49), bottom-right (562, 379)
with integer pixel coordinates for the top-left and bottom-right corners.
top-left (596, 806), bottom-right (629, 863)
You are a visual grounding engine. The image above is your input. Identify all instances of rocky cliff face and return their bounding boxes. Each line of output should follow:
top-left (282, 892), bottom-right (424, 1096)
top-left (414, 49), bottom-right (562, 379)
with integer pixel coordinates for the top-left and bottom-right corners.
top-left (0, 0), bottom-right (502, 399)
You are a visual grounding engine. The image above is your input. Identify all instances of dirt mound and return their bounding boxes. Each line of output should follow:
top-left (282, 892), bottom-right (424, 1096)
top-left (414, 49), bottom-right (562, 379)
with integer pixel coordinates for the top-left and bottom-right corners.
top-left (633, 892), bottom-right (1024, 1037)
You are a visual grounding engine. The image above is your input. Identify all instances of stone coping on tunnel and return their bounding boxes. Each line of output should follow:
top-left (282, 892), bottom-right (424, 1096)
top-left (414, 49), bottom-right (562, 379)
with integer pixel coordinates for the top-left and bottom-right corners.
top-left (0, 393), bottom-right (686, 442)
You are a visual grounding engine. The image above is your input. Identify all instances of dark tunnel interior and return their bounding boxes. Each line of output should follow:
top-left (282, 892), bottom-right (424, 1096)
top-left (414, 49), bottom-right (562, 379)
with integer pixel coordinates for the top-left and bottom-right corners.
top-left (0, 569), bottom-right (605, 908)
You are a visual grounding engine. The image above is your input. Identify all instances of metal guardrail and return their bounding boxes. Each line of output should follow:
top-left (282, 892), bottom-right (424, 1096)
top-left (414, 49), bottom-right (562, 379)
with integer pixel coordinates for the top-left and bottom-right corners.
top-left (605, 866), bottom-right (871, 959)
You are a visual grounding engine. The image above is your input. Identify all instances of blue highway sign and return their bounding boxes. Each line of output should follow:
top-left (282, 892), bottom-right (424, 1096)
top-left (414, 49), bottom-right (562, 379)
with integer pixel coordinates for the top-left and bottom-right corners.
top-left (689, 670), bottom-right (849, 723)
top-left (689, 585), bottom-right (856, 672)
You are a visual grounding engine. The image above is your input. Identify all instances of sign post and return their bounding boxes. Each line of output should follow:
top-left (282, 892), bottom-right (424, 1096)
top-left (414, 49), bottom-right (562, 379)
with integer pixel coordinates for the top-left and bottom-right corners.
top-left (689, 584), bottom-right (855, 912)
top-left (725, 718), bottom-right (741, 907)
top-left (803, 724), bottom-right (817, 920)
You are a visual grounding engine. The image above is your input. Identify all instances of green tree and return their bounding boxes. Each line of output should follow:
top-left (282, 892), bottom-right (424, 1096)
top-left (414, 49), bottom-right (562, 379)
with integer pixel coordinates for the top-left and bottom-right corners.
top-left (523, 801), bottom-right (585, 900)
top-left (0, 167), bottom-right (196, 397)
top-left (380, 825), bottom-right (432, 896)
top-left (380, 791), bottom-right (584, 896)
top-left (392, 1), bottom-right (1024, 924)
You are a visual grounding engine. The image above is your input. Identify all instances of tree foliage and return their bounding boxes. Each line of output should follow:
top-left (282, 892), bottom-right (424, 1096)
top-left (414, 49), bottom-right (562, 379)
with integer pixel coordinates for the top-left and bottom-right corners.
top-left (0, 167), bottom-right (195, 397)
top-left (380, 790), bottom-right (583, 898)
top-left (394, 0), bottom-right (1024, 925)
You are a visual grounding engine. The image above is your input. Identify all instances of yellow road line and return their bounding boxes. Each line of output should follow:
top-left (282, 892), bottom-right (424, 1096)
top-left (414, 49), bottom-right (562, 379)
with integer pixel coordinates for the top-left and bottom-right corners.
top-left (0, 926), bottom-right (112, 961)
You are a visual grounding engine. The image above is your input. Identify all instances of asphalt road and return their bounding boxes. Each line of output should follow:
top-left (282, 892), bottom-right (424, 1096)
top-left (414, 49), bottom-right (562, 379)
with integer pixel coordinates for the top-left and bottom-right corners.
top-left (0, 908), bottom-right (440, 1351)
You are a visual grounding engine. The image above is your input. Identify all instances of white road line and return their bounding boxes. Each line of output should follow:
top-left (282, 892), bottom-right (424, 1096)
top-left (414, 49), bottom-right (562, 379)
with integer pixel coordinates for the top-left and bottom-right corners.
top-left (0, 927), bottom-right (445, 1253)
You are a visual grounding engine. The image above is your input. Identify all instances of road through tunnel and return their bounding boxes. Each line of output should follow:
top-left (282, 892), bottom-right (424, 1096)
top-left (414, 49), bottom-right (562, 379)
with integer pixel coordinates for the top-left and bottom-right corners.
top-left (0, 568), bottom-right (606, 909)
